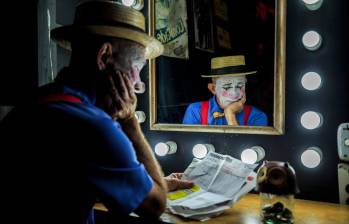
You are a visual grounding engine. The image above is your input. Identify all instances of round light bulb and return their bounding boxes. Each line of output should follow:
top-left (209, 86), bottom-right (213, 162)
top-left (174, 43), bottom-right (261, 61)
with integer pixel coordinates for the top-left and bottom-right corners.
top-left (192, 144), bottom-right (214, 159)
top-left (241, 146), bottom-right (265, 164)
top-left (122, 0), bottom-right (135, 7)
top-left (154, 142), bottom-right (169, 156)
top-left (135, 111), bottom-right (146, 123)
top-left (301, 147), bottom-right (322, 168)
top-left (122, 0), bottom-right (144, 10)
top-left (302, 0), bottom-right (323, 11)
top-left (301, 72), bottom-right (322, 91)
top-left (241, 149), bottom-right (258, 164)
top-left (301, 111), bottom-right (323, 130)
top-left (302, 31), bottom-right (322, 51)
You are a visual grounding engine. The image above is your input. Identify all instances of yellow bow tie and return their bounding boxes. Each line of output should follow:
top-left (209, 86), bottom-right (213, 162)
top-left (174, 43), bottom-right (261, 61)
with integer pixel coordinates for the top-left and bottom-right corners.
top-left (213, 111), bottom-right (225, 119)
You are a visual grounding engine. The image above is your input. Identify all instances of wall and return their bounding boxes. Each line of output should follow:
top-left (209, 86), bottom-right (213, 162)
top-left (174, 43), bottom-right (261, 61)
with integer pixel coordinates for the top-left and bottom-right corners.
top-left (0, 1), bottom-right (38, 105)
top-left (139, 0), bottom-right (349, 203)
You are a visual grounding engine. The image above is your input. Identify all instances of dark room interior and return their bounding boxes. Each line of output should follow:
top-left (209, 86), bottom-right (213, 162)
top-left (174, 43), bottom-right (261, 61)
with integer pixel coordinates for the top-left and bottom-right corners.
top-left (0, 0), bottom-right (348, 223)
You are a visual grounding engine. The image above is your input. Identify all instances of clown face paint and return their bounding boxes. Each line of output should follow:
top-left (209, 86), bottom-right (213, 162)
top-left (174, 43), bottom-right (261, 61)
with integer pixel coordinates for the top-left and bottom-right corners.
top-left (215, 76), bottom-right (247, 107)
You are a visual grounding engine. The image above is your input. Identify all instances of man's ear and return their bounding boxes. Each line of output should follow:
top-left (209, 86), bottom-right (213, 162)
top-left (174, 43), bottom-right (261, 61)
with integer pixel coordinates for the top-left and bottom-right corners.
top-left (208, 83), bottom-right (216, 95)
top-left (97, 42), bottom-right (113, 70)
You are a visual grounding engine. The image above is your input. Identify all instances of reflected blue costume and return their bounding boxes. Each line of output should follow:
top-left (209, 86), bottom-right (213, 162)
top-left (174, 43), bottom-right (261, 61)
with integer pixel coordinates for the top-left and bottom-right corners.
top-left (183, 96), bottom-right (268, 125)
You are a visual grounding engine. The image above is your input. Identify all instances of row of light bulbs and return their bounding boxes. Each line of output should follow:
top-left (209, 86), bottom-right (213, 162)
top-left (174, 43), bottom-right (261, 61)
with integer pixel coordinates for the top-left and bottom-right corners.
top-left (154, 141), bottom-right (265, 164)
top-left (298, 0), bottom-right (324, 168)
top-left (154, 141), bottom-right (321, 169)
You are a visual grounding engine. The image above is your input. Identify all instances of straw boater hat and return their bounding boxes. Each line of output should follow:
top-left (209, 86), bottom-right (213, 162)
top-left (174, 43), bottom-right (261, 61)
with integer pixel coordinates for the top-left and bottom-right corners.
top-left (50, 0), bottom-right (163, 59)
top-left (201, 55), bottom-right (257, 78)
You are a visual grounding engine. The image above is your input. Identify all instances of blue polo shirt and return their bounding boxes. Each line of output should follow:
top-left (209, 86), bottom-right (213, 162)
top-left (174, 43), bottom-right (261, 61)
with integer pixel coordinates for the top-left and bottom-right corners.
top-left (0, 83), bottom-right (153, 223)
top-left (182, 96), bottom-right (268, 125)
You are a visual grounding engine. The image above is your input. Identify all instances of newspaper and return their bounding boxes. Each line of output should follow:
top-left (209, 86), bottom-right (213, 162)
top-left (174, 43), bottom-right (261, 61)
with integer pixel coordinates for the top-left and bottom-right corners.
top-left (166, 152), bottom-right (258, 221)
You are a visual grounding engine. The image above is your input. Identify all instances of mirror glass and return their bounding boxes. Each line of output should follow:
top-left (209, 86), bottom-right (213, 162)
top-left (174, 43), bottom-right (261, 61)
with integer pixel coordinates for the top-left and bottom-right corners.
top-left (148, 0), bottom-right (286, 135)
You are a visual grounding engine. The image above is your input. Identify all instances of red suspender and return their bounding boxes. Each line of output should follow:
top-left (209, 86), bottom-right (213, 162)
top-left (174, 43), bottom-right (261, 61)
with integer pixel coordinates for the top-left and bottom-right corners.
top-left (201, 101), bottom-right (209, 125)
top-left (243, 105), bottom-right (251, 125)
top-left (38, 94), bottom-right (83, 104)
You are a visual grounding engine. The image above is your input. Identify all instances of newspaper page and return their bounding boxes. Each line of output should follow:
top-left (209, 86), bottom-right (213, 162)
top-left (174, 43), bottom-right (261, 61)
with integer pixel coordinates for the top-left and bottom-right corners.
top-left (167, 152), bottom-right (258, 221)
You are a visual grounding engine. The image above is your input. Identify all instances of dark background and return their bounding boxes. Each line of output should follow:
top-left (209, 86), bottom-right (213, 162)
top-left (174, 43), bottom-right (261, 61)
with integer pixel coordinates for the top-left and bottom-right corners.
top-left (0, 0), bottom-right (348, 203)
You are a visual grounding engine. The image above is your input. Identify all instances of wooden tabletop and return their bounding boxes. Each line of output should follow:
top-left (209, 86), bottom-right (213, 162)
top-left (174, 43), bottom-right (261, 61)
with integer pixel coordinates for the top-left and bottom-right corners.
top-left (168, 194), bottom-right (349, 224)
top-left (94, 193), bottom-right (349, 223)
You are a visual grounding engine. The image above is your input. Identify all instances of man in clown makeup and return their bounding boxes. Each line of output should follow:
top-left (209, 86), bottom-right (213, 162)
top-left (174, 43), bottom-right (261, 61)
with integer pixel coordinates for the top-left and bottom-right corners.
top-left (183, 55), bottom-right (267, 126)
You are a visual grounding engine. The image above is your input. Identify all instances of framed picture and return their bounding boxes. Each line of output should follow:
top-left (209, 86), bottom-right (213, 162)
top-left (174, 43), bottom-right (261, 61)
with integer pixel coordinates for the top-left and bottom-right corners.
top-left (193, 0), bottom-right (214, 52)
top-left (155, 0), bottom-right (189, 59)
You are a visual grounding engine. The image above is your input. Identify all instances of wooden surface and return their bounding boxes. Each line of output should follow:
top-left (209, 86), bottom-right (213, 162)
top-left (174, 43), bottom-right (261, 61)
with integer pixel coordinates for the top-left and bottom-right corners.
top-left (94, 193), bottom-right (349, 223)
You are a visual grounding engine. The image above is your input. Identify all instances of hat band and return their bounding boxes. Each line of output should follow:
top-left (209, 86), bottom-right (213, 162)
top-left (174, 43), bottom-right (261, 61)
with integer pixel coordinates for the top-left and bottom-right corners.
top-left (75, 20), bottom-right (145, 33)
top-left (211, 65), bottom-right (253, 75)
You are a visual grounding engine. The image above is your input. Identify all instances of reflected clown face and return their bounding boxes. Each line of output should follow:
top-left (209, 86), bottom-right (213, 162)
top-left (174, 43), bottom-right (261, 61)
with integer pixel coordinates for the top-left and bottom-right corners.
top-left (215, 76), bottom-right (247, 107)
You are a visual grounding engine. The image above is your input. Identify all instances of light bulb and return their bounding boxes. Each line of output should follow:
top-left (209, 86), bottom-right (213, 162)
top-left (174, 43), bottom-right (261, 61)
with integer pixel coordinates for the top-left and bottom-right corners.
top-left (121, 0), bottom-right (144, 10)
top-left (301, 111), bottom-right (323, 130)
top-left (301, 72), bottom-right (322, 91)
top-left (241, 146), bottom-right (265, 164)
top-left (154, 141), bottom-right (177, 156)
top-left (302, 0), bottom-right (323, 11)
top-left (121, 0), bottom-right (134, 7)
top-left (301, 147), bottom-right (322, 168)
top-left (192, 144), bottom-right (215, 159)
top-left (135, 111), bottom-right (146, 123)
top-left (302, 31), bottom-right (322, 51)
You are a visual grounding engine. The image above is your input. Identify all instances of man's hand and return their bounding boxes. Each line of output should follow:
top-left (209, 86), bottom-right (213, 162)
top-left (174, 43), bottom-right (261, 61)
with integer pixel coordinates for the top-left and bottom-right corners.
top-left (111, 71), bottom-right (137, 121)
top-left (224, 95), bottom-right (246, 125)
top-left (164, 173), bottom-right (194, 192)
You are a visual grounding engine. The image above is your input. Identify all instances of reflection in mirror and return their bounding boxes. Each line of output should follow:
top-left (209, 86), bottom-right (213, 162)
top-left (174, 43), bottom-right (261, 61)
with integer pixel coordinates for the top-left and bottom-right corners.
top-left (149, 0), bottom-right (286, 134)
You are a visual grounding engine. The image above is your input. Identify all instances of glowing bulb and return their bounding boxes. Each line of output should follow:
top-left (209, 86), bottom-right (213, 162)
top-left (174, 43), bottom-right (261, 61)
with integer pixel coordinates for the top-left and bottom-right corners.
top-left (121, 0), bottom-right (144, 10)
top-left (301, 72), bottom-right (322, 91)
top-left (301, 111), bottom-right (323, 129)
top-left (302, 31), bottom-right (322, 51)
top-left (135, 111), bottom-right (146, 123)
top-left (241, 146), bottom-right (265, 164)
top-left (192, 144), bottom-right (215, 159)
top-left (154, 141), bottom-right (177, 156)
top-left (122, 0), bottom-right (134, 7)
top-left (301, 147), bottom-right (322, 168)
top-left (302, 0), bottom-right (323, 11)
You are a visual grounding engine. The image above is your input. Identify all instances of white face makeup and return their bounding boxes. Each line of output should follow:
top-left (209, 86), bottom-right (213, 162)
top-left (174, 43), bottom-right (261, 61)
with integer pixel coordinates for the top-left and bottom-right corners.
top-left (215, 76), bottom-right (247, 107)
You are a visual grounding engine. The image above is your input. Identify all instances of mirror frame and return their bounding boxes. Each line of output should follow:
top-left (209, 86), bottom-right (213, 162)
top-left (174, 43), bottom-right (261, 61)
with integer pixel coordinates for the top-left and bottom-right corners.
top-left (148, 0), bottom-right (286, 135)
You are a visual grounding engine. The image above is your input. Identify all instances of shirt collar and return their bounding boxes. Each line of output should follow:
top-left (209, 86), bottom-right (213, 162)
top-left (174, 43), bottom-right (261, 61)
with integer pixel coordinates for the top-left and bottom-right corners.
top-left (209, 96), bottom-right (223, 113)
top-left (62, 85), bottom-right (96, 105)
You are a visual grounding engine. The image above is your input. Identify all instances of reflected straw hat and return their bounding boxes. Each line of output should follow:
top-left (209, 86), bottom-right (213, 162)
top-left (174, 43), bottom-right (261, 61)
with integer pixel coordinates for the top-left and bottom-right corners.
top-left (201, 55), bottom-right (257, 78)
top-left (50, 0), bottom-right (163, 59)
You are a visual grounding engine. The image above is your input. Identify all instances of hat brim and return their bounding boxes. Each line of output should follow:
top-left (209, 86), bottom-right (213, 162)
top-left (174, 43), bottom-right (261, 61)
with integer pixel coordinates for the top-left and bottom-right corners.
top-left (201, 71), bottom-right (257, 78)
top-left (51, 25), bottom-right (164, 59)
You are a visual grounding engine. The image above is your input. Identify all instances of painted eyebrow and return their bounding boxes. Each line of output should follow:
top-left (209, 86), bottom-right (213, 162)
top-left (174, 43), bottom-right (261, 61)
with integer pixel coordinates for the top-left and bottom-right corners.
top-left (222, 82), bottom-right (234, 87)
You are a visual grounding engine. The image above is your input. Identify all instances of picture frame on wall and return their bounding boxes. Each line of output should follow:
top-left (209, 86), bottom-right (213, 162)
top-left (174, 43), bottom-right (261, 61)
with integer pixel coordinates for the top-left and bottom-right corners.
top-left (193, 0), bottom-right (214, 52)
top-left (155, 0), bottom-right (189, 59)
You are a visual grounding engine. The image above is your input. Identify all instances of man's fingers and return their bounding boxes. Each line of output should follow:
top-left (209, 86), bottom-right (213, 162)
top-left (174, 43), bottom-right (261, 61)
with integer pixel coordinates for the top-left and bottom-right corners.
top-left (177, 180), bottom-right (194, 190)
top-left (116, 71), bottom-right (131, 100)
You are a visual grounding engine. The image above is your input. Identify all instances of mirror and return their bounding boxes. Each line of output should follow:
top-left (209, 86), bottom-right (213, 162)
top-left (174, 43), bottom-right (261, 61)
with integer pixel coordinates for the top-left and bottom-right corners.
top-left (148, 0), bottom-right (286, 135)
